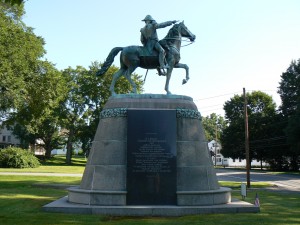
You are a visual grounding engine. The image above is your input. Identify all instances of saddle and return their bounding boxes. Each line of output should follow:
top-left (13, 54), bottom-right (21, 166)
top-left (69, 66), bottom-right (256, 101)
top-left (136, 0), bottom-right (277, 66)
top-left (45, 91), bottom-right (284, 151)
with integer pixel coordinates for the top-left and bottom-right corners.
top-left (139, 47), bottom-right (160, 69)
top-left (139, 41), bottom-right (169, 70)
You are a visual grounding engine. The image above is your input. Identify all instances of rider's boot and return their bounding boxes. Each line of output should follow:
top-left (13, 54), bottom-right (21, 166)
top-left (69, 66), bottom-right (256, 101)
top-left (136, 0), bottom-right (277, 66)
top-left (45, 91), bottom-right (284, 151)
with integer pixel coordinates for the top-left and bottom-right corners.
top-left (159, 53), bottom-right (169, 75)
top-left (157, 68), bottom-right (165, 76)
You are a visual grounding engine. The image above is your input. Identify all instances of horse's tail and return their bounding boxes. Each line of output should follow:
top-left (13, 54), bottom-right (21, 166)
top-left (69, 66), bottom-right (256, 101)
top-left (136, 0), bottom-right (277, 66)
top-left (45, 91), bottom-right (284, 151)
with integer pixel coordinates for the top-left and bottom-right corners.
top-left (96, 47), bottom-right (123, 76)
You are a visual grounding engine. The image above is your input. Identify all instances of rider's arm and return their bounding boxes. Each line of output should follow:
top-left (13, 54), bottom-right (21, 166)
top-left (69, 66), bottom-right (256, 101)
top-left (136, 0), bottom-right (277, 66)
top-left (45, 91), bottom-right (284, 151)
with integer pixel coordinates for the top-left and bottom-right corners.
top-left (155, 20), bottom-right (176, 29)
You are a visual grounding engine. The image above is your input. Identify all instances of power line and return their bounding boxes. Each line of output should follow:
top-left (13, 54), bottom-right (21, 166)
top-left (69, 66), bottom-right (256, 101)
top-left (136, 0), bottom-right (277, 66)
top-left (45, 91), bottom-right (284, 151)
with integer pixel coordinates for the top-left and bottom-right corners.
top-left (194, 89), bottom-right (279, 102)
top-left (200, 108), bottom-right (225, 113)
top-left (250, 136), bottom-right (286, 144)
top-left (199, 104), bottom-right (224, 109)
top-left (194, 92), bottom-right (241, 101)
top-left (248, 89), bottom-right (277, 93)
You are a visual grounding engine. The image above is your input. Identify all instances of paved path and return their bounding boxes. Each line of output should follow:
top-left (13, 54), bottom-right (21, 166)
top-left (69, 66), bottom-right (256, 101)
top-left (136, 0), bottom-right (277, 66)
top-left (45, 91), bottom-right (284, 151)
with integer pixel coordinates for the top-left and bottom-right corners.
top-left (0, 172), bottom-right (82, 177)
top-left (216, 168), bottom-right (300, 193)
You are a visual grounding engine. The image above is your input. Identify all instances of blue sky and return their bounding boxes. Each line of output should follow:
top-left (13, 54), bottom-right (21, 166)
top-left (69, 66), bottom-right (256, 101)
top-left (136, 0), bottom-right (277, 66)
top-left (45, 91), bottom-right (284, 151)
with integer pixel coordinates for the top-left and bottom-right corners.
top-left (23, 0), bottom-right (300, 116)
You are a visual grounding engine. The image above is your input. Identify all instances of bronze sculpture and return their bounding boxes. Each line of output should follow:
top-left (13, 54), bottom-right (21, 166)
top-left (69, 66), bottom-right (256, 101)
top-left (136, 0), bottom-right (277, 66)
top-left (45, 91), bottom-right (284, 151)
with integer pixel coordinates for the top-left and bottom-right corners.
top-left (140, 15), bottom-right (177, 74)
top-left (96, 20), bottom-right (195, 95)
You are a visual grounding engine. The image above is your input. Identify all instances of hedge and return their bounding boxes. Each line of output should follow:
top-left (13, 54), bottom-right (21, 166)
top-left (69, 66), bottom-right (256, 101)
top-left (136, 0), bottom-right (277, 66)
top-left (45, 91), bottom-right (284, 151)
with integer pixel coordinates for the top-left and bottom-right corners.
top-left (0, 147), bottom-right (40, 168)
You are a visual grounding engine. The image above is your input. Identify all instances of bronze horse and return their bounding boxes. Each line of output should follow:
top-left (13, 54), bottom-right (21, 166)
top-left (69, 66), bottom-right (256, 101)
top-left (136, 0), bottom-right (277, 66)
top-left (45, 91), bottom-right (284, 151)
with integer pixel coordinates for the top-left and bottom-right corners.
top-left (96, 22), bottom-right (196, 95)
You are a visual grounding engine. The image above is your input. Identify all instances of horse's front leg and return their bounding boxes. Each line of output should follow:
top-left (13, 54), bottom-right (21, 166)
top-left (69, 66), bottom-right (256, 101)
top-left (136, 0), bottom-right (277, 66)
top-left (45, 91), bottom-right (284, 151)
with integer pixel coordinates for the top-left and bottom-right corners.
top-left (165, 67), bottom-right (173, 95)
top-left (174, 63), bottom-right (189, 84)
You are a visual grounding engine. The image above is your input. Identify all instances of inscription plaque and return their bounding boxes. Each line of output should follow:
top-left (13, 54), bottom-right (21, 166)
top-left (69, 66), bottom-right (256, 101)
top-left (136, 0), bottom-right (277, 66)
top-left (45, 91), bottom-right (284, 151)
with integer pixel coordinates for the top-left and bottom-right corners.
top-left (127, 109), bottom-right (177, 205)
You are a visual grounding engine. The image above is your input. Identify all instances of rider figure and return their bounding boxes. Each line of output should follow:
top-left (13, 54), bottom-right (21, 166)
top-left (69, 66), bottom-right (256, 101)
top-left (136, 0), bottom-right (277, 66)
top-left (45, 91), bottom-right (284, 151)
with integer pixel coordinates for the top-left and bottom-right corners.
top-left (140, 15), bottom-right (177, 74)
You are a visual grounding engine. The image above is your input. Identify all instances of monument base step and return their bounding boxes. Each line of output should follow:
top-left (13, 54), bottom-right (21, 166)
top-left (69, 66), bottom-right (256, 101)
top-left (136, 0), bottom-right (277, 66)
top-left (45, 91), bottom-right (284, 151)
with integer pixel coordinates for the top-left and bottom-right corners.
top-left (43, 196), bottom-right (260, 216)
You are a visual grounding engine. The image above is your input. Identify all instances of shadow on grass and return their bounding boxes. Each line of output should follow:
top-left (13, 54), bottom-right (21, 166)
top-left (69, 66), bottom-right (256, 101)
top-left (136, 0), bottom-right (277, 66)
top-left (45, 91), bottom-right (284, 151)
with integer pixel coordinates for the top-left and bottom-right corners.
top-left (41, 156), bottom-right (87, 167)
top-left (0, 176), bottom-right (81, 190)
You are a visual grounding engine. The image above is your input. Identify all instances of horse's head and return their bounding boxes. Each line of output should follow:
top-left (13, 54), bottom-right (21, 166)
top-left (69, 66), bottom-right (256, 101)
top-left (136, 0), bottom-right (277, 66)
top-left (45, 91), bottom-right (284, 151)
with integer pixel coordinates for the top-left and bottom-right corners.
top-left (178, 21), bottom-right (196, 42)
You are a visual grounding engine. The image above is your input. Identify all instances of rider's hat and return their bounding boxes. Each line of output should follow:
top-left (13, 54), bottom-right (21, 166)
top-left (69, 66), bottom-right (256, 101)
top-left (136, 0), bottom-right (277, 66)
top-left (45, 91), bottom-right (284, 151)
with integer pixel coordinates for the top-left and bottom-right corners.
top-left (142, 15), bottom-right (155, 21)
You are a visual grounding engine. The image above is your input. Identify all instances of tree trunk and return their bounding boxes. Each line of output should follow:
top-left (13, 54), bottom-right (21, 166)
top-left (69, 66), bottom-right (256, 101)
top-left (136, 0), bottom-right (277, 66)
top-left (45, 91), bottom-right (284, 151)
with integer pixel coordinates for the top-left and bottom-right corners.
top-left (66, 128), bottom-right (74, 165)
top-left (290, 155), bottom-right (299, 171)
top-left (44, 140), bottom-right (52, 159)
top-left (45, 148), bottom-right (52, 159)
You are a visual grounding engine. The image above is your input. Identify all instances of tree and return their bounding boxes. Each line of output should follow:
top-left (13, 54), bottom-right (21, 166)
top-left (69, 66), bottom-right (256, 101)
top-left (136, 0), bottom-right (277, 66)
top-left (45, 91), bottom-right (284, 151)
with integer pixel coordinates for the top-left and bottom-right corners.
top-left (2, 0), bottom-right (24, 6)
top-left (285, 106), bottom-right (300, 170)
top-left (0, 2), bottom-right (45, 114)
top-left (61, 66), bottom-right (90, 164)
top-left (79, 62), bottom-right (144, 154)
top-left (278, 59), bottom-right (300, 170)
top-left (6, 61), bottom-right (68, 158)
top-left (202, 113), bottom-right (227, 142)
top-left (61, 62), bottom-right (144, 163)
top-left (278, 59), bottom-right (300, 117)
top-left (221, 91), bottom-right (277, 169)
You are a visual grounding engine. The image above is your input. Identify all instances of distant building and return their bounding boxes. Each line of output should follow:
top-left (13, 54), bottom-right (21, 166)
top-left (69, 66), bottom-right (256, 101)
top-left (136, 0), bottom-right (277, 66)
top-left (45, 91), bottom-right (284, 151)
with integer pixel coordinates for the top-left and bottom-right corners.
top-left (0, 123), bottom-right (46, 155)
top-left (208, 140), bottom-right (268, 167)
top-left (0, 125), bottom-right (21, 149)
top-left (51, 142), bottom-right (81, 155)
top-left (32, 139), bottom-right (46, 156)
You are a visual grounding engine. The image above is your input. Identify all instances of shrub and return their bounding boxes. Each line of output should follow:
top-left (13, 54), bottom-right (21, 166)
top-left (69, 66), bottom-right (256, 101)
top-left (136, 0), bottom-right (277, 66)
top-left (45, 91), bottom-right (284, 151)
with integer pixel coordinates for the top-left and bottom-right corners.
top-left (0, 147), bottom-right (40, 168)
top-left (77, 149), bottom-right (85, 156)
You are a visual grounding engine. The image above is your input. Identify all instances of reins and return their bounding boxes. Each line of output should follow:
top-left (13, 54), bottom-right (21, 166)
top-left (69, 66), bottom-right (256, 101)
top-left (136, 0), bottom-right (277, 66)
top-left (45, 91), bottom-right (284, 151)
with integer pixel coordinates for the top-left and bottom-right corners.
top-left (163, 37), bottom-right (195, 47)
top-left (181, 41), bottom-right (194, 47)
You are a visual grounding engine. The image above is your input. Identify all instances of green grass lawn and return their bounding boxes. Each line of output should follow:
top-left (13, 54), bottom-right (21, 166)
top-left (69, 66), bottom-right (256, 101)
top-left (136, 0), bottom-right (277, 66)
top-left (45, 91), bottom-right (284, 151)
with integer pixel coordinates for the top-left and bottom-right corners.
top-left (0, 175), bottom-right (299, 225)
top-left (0, 157), bottom-right (299, 225)
top-left (0, 155), bottom-right (86, 174)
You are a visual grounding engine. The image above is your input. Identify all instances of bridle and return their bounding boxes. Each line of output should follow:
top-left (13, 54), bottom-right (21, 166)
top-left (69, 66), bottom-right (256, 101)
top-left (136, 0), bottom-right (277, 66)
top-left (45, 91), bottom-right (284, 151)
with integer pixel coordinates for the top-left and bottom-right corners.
top-left (163, 23), bottom-right (195, 47)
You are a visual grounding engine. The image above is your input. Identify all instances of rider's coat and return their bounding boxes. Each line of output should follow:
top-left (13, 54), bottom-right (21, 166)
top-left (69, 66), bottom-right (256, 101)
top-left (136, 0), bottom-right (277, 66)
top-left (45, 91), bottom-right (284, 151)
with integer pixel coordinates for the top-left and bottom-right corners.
top-left (140, 21), bottom-right (174, 54)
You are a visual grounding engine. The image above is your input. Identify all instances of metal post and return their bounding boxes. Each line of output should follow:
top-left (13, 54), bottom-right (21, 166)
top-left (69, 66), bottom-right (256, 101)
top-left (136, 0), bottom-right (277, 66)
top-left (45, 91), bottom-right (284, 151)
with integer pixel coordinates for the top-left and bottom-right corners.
top-left (215, 124), bottom-right (218, 166)
top-left (214, 142), bottom-right (217, 166)
top-left (243, 88), bottom-right (251, 188)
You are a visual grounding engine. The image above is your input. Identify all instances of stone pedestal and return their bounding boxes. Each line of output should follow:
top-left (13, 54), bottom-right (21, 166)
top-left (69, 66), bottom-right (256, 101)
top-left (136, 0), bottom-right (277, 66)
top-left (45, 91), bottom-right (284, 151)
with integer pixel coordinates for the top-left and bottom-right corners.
top-left (68, 94), bottom-right (231, 208)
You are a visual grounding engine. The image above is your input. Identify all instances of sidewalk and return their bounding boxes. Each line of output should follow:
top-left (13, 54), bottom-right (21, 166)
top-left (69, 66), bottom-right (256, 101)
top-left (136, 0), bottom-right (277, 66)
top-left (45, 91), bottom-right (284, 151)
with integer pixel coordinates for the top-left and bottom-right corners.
top-left (0, 172), bottom-right (82, 177)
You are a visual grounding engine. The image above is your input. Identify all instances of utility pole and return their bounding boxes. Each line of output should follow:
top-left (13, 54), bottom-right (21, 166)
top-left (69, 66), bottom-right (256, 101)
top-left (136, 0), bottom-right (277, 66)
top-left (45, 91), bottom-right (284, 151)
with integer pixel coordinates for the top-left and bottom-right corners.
top-left (214, 124), bottom-right (217, 166)
top-left (243, 88), bottom-right (251, 188)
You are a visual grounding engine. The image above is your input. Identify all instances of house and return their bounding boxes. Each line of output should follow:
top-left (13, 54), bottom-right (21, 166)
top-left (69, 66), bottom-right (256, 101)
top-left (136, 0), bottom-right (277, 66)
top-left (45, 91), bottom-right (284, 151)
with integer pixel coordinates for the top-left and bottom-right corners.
top-left (0, 123), bottom-right (45, 155)
top-left (208, 140), bottom-right (269, 167)
top-left (0, 125), bottom-right (21, 149)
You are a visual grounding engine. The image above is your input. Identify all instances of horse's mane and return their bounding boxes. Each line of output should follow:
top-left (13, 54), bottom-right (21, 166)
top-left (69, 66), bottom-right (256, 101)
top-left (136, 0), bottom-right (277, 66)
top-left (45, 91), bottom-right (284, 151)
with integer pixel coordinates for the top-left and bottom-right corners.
top-left (163, 24), bottom-right (180, 40)
top-left (159, 23), bottom-right (180, 48)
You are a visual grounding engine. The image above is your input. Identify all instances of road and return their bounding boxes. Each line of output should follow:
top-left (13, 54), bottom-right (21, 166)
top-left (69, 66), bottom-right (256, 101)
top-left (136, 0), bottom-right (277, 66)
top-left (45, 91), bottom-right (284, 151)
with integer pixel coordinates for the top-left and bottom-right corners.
top-left (216, 168), bottom-right (300, 192)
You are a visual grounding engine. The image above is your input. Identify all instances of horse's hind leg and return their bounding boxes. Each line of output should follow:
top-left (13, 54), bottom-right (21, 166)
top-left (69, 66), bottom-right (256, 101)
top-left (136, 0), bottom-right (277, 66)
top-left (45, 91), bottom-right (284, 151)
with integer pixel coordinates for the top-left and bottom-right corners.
top-left (124, 66), bottom-right (138, 93)
top-left (174, 63), bottom-right (189, 84)
top-left (110, 68), bottom-right (125, 95)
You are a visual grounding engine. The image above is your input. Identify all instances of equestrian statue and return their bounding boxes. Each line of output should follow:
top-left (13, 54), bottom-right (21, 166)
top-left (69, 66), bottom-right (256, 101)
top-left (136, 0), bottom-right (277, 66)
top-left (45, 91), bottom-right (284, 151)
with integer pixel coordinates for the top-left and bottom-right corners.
top-left (96, 15), bottom-right (196, 95)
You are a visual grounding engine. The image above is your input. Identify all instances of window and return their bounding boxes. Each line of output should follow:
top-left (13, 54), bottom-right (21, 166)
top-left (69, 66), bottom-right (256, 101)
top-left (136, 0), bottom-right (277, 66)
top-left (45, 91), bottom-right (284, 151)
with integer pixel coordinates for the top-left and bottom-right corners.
top-left (239, 158), bottom-right (242, 162)
top-left (233, 158), bottom-right (236, 162)
top-left (8, 136), bottom-right (11, 142)
top-left (2, 136), bottom-right (6, 142)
